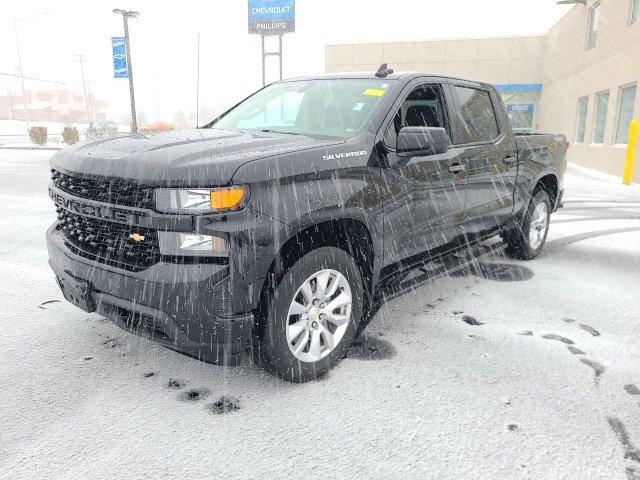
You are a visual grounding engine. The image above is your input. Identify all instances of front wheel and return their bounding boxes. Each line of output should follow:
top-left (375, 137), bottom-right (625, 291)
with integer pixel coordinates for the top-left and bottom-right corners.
top-left (503, 189), bottom-right (551, 260)
top-left (254, 247), bottom-right (364, 382)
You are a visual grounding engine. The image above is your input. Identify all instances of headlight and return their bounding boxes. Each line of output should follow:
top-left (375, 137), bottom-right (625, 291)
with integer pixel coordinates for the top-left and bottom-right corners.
top-left (155, 186), bottom-right (247, 213)
top-left (158, 232), bottom-right (228, 257)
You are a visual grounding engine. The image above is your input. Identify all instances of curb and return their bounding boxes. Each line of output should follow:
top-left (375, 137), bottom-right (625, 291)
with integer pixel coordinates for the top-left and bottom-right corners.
top-left (0, 145), bottom-right (64, 151)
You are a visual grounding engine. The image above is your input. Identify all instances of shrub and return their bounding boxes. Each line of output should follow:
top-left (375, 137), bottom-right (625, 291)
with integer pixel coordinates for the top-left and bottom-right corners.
top-left (138, 121), bottom-right (176, 133)
top-left (28, 126), bottom-right (47, 145)
top-left (62, 126), bottom-right (80, 145)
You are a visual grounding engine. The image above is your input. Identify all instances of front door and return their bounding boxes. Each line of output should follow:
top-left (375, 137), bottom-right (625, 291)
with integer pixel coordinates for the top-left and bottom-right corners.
top-left (380, 82), bottom-right (468, 269)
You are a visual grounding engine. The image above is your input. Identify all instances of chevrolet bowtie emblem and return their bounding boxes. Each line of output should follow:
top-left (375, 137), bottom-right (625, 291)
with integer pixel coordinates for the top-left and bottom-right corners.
top-left (129, 233), bottom-right (145, 242)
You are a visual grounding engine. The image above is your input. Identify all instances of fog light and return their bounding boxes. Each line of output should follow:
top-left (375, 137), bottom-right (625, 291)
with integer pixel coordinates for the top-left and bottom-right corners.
top-left (158, 232), bottom-right (227, 257)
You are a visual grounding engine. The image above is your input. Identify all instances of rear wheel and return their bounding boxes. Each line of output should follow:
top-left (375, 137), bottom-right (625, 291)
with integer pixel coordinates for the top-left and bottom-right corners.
top-left (503, 189), bottom-right (551, 260)
top-left (254, 247), bottom-right (364, 382)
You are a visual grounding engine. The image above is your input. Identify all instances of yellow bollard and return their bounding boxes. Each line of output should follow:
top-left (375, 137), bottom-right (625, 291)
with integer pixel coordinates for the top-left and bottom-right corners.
top-left (623, 119), bottom-right (638, 185)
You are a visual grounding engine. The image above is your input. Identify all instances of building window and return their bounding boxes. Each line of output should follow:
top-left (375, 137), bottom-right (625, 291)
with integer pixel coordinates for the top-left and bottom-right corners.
top-left (632, 0), bottom-right (640, 24)
top-left (575, 96), bottom-right (589, 144)
top-left (592, 91), bottom-right (609, 144)
top-left (587, 2), bottom-right (600, 50)
top-left (615, 84), bottom-right (637, 144)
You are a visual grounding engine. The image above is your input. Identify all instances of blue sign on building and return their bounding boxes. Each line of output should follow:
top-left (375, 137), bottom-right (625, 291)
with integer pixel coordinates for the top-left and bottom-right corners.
top-left (248, 0), bottom-right (295, 35)
top-left (112, 37), bottom-right (128, 78)
top-left (506, 104), bottom-right (535, 113)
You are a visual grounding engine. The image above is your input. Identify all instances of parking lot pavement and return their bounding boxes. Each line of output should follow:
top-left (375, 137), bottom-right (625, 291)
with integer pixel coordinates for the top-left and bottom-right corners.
top-left (1, 151), bottom-right (639, 479)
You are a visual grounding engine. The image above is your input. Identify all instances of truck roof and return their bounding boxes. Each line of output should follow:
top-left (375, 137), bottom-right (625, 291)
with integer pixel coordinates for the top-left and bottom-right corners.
top-left (280, 71), bottom-right (490, 87)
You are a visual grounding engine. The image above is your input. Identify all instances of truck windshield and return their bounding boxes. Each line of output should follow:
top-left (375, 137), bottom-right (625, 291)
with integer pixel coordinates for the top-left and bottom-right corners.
top-left (209, 79), bottom-right (395, 138)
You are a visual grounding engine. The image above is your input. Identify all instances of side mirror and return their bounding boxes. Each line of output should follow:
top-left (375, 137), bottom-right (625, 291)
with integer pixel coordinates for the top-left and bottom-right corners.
top-left (396, 127), bottom-right (449, 157)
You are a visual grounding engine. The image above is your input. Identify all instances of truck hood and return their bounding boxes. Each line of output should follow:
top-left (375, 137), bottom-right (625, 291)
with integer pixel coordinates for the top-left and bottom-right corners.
top-left (50, 128), bottom-right (343, 186)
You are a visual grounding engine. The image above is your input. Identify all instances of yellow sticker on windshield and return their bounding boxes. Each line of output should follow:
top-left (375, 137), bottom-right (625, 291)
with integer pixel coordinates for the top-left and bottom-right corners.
top-left (363, 88), bottom-right (385, 97)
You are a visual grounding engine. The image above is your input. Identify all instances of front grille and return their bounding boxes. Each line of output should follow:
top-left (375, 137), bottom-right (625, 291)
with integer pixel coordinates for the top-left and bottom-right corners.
top-left (51, 169), bottom-right (155, 210)
top-left (56, 209), bottom-right (160, 272)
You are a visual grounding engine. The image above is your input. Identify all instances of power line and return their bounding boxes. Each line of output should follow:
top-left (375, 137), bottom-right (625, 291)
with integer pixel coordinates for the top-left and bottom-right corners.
top-left (0, 72), bottom-right (67, 85)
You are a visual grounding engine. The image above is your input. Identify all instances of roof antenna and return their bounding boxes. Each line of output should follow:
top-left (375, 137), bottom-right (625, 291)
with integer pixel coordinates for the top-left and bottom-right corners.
top-left (375, 63), bottom-right (394, 78)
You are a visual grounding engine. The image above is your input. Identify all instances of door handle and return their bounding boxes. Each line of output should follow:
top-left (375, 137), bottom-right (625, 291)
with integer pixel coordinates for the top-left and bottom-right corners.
top-left (448, 163), bottom-right (466, 174)
top-left (503, 156), bottom-right (517, 165)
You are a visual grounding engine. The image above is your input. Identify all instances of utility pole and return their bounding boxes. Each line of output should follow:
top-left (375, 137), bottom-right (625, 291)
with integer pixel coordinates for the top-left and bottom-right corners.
top-left (74, 55), bottom-right (92, 124)
top-left (13, 20), bottom-right (28, 126)
top-left (12, 12), bottom-right (48, 128)
top-left (113, 9), bottom-right (139, 133)
top-left (86, 81), bottom-right (94, 123)
top-left (196, 33), bottom-right (200, 127)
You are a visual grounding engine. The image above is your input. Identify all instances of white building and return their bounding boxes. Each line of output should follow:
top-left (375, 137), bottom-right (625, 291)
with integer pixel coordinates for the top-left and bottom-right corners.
top-left (326, 0), bottom-right (640, 179)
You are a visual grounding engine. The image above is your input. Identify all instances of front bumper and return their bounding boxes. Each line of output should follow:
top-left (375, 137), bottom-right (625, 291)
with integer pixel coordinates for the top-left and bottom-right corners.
top-left (47, 225), bottom-right (254, 366)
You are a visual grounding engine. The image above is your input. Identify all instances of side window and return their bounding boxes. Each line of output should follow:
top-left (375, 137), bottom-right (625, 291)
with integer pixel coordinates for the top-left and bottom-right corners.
top-left (384, 84), bottom-right (450, 147)
top-left (451, 86), bottom-right (500, 145)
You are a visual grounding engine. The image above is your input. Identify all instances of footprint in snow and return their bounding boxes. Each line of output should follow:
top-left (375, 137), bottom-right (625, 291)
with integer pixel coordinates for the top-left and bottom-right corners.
top-left (462, 315), bottom-right (484, 326)
top-left (578, 323), bottom-right (600, 337)
top-left (607, 417), bottom-right (640, 464)
top-left (567, 346), bottom-right (585, 355)
top-left (580, 358), bottom-right (605, 386)
top-left (179, 388), bottom-right (210, 402)
top-left (167, 379), bottom-right (185, 389)
top-left (103, 338), bottom-right (123, 349)
top-left (624, 385), bottom-right (640, 396)
top-left (542, 334), bottom-right (574, 345)
top-left (207, 396), bottom-right (241, 414)
top-left (467, 334), bottom-right (488, 341)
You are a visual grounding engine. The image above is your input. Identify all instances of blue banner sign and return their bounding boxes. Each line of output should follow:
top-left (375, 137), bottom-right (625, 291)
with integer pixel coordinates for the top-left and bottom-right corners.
top-left (112, 37), bottom-right (128, 78)
top-left (506, 104), bottom-right (535, 113)
top-left (248, 0), bottom-right (295, 35)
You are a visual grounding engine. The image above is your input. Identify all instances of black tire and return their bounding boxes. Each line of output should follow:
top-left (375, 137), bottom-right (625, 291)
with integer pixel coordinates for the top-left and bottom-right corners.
top-left (503, 189), bottom-right (552, 260)
top-left (254, 246), bottom-right (364, 383)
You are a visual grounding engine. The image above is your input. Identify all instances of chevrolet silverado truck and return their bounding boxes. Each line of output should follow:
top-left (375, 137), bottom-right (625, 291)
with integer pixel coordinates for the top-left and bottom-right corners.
top-left (47, 68), bottom-right (568, 382)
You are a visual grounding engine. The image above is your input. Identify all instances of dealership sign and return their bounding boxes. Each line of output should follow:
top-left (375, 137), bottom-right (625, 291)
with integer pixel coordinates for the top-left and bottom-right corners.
top-left (248, 0), bottom-right (295, 35)
top-left (111, 37), bottom-right (128, 78)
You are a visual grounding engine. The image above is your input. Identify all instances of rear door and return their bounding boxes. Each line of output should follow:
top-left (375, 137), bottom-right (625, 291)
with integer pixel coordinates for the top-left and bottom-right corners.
top-left (447, 83), bottom-right (518, 236)
top-left (380, 80), bottom-right (468, 268)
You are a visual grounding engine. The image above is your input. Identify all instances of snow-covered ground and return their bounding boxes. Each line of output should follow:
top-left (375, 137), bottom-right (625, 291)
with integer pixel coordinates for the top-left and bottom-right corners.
top-left (0, 150), bottom-right (639, 480)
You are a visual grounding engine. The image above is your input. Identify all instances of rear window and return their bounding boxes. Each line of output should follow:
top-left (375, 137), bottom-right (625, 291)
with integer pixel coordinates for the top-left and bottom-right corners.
top-left (451, 86), bottom-right (500, 144)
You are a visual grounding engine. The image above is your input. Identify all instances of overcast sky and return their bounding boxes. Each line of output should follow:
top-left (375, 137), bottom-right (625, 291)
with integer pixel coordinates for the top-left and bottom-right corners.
top-left (0, 0), bottom-right (574, 124)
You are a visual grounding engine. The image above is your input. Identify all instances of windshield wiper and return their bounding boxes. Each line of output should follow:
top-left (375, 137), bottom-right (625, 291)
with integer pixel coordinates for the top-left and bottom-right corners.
top-left (258, 129), bottom-right (302, 135)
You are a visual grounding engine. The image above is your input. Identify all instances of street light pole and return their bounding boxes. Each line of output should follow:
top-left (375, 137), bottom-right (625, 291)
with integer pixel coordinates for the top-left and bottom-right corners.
top-left (113, 9), bottom-right (139, 133)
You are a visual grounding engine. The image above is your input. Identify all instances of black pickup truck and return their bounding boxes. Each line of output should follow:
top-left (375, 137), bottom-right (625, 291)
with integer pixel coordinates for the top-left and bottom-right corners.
top-left (47, 69), bottom-right (568, 381)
